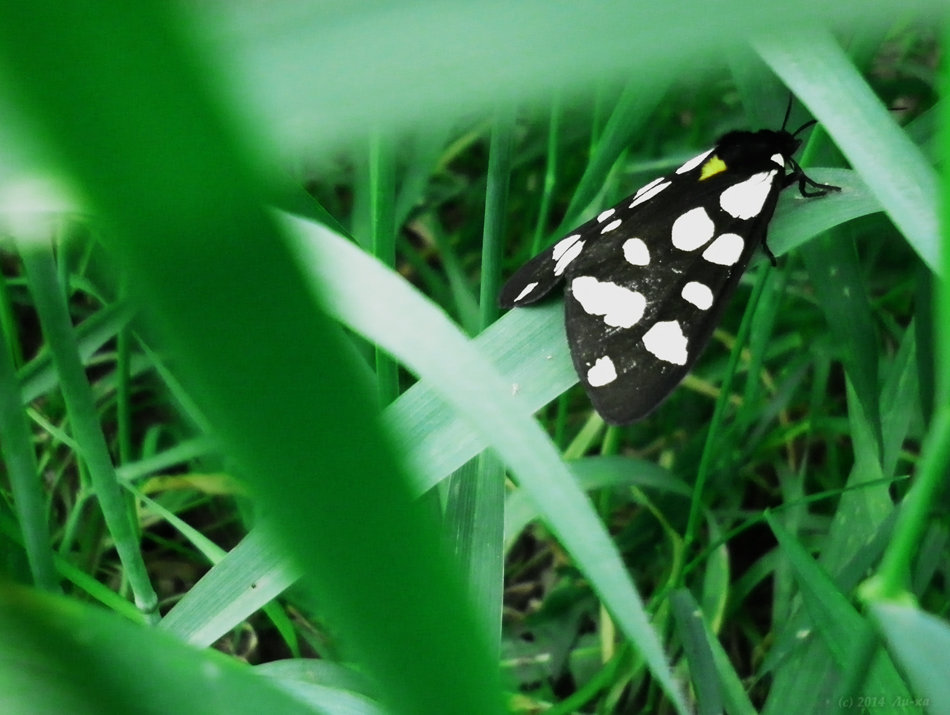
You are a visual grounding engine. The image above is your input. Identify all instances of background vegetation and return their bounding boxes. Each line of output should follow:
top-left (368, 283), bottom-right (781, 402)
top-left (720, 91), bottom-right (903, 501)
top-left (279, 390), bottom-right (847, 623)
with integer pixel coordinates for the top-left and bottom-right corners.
top-left (0, 2), bottom-right (947, 713)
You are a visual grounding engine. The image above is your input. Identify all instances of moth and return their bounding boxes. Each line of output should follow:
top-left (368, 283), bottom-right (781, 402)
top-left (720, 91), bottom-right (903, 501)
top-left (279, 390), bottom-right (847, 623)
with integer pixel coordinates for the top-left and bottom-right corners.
top-left (499, 112), bottom-right (838, 424)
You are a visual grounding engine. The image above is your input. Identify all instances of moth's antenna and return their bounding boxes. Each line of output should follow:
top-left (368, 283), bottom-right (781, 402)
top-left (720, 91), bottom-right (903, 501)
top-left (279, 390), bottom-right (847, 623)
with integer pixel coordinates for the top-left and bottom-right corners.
top-left (780, 93), bottom-right (794, 132)
top-left (792, 119), bottom-right (819, 138)
top-left (782, 94), bottom-right (821, 137)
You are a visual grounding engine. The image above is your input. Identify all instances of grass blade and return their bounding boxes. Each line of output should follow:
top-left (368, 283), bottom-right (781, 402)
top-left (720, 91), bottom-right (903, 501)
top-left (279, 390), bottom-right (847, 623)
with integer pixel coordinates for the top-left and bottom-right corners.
top-left (20, 240), bottom-right (157, 618)
top-left (0, 4), bottom-right (505, 713)
top-left (0, 583), bottom-right (317, 715)
top-left (285, 216), bottom-right (689, 712)
top-left (758, 29), bottom-right (940, 273)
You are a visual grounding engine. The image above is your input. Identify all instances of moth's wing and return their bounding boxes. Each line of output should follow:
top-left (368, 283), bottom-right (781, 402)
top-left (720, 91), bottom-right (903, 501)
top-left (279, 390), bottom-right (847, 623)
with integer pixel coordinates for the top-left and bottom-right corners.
top-left (498, 171), bottom-right (687, 308)
top-left (499, 231), bottom-right (587, 307)
top-left (564, 169), bottom-right (784, 424)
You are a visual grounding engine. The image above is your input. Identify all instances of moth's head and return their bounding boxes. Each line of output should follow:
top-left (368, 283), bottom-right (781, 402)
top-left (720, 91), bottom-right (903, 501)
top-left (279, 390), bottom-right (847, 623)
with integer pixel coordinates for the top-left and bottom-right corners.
top-left (713, 129), bottom-right (801, 173)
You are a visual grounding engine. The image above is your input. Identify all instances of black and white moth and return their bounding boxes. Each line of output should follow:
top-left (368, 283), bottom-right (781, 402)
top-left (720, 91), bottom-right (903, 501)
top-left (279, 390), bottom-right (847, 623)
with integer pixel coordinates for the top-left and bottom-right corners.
top-left (499, 115), bottom-right (838, 425)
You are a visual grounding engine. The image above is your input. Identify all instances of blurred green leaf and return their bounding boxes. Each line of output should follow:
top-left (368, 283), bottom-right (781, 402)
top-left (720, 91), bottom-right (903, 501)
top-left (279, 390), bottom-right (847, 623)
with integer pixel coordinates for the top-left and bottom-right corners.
top-left (194, 1), bottom-right (931, 153)
top-left (0, 3), bottom-right (503, 714)
top-left (0, 583), bottom-right (316, 715)
top-left (872, 603), bottom-right (950, 713)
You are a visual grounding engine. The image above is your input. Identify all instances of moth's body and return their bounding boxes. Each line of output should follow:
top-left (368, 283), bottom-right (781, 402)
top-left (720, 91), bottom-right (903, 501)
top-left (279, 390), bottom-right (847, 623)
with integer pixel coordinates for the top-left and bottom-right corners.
top-left (500, 126), bottom-right (836, 424)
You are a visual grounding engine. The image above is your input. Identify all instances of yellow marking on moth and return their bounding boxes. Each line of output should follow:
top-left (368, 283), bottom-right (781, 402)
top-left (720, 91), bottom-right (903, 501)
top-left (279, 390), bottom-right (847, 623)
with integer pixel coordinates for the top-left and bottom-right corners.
top-left (699, 155), bottom-right (727, 180)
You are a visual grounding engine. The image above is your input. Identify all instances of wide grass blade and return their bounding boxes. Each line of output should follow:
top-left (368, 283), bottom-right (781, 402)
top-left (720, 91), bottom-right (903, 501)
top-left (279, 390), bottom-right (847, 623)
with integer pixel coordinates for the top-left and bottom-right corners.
top-left (0, 583), bottom-right (318, 715)
top-left (758, 29), bottom-right (940, 274)
top-left (201, 2), bottom-right (925, 153)
top-left (0, 3), bottom-right (504, 713)
top-left (160, 530), bottom-right (300, 646)
top-left (872, 603), bottom-right (950, 713)
top-left (285, 215), bottom-right (689, 712)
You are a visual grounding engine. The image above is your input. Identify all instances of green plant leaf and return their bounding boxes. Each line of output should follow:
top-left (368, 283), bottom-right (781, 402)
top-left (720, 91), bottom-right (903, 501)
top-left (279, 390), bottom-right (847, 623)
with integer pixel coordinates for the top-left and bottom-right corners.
top-left (0, 583), bottom-right (319, 715)
top-left (872, 603), bottom-right (950, 712)
top-left (759, 29), bottom-right (940, 274)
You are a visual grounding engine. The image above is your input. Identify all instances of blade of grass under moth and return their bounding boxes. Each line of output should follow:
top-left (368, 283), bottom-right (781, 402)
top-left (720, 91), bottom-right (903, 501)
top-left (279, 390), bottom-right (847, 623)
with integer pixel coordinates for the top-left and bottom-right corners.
top-left (284, 214), bottom-right (690, 713)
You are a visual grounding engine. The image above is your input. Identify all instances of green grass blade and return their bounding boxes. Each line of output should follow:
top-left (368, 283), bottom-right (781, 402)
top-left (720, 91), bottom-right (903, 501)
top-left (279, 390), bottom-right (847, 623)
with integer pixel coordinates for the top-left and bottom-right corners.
top-left (256, 660), bottom-right (380, 707)
top-left (863, 406), bottom-right (950, 602)
top-left (670, 590), bottom-right (723, 715)
top-left (769, 169), bottom-right (881, 256)
top-left (530, 95), bottom-right (562, 255)
top-left (17, 300), bottom-right (136, 403)
top-left (464, 103), bottom-right (516, 647)
top-left (819, 379), bottom-right (893, 576)
top-left (758, 29), bottom-right (940, 274)
top-left (0, 268), bottom-right (24, 368)
top-left (939, 25), bottom-right (950, 405)
top-left (256, 678), bottom-right (386, 715)
top-left (799, 231), bottom-right (882, 454)
top-left (0, 4), bottom-right (505, 713)
top-left (505, 457), bottom-right (690, 552)
top-left (284, 216), bottom-right (689, 712)
top-left (160, 529), bottom-right (300, 646)
top-left (558, 79), bottom-right (665, 233)
top-left (767, 514), bottom-right (911, 710)
top-left (444, 105), bottom-right (515, 649)
top-left (0, 583), bottom-right (320, 715)
top-left (479, 103), bottom-right (515, 327)
top-left (879, 321), bottom-right (919, 479)
top-left (0, 310), bottom-right (59, 592)
top-left (443, 452), bottom-right (505, 646)
top-left (210, 2), bottom-right (921, 154)
top-left (19, 241), bottom-right (157, 618)
top-left (369, 130), bottom-right (398, 406)
top-left (871, 604), bottom-right (950, 713)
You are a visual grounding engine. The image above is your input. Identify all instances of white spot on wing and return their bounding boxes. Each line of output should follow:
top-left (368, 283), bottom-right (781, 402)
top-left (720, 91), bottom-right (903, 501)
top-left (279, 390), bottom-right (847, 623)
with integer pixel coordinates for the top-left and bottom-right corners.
top-left (630, 180), bottom-right (671, 208)
top-left (552, 234), bottom-right (581, 260)
top-left (514, 282), bottom-right (539, 302)
top-left (622, 238), bottom-right (650, 266)
top-left (587, 356), bottom-right (618, 386)
top-left (770, 153), bottom-right (785, 167)
top-left (720, 170), bottom-right (777, 219)
top-left (681, 281), bottom-right (713, 310)
top-left (571, 276), bottom-right (646, 328)
top-left (671, 207), bottom-right (715, 251)
top-left (553, 239), bottom-right (585, 275)
top-left (597, 208), bottom-right (616, 223)
top-left (676, 148), bottom-right (714, 174)
top-left (634, 176), bottom-right (664, 196)
top-left (642, 321), bottom-right (689, 365)
top-left (702, 233), bottom-right (744, 266)
top-left (600, 218), bottom-right (622, 234)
